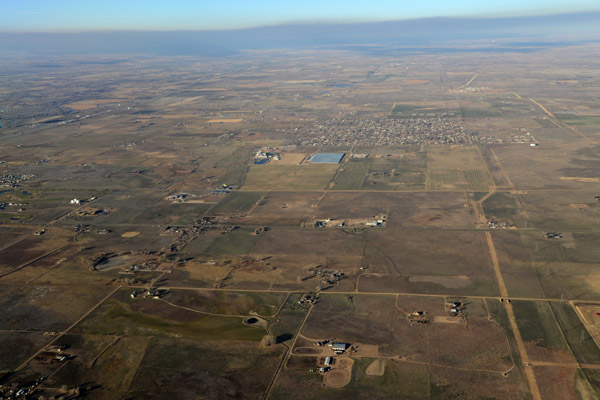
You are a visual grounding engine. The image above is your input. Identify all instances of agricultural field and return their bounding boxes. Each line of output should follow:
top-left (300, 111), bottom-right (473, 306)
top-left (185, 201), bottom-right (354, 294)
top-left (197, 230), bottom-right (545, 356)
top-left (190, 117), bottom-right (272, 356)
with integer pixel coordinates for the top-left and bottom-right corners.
top-left (362, 155), bottom-right (427, 190)
top-left (426, 169), bottom-right (492, 191)
top-left (426, 145), bottom-right (493, 191)
top-left (1, 42), bottom-right (600, 399)
top-left (332, 158), bottom-right (372, 190)
top-left (209, 191), bottom-right (265, 215)
top-left (242, 164), bottom-right (339, 191)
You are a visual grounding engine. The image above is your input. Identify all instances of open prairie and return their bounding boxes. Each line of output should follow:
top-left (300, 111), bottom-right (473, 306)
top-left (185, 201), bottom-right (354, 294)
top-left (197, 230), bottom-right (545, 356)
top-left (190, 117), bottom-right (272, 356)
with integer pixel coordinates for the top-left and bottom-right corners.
top-left (1, 41), bottom-right (600, 398)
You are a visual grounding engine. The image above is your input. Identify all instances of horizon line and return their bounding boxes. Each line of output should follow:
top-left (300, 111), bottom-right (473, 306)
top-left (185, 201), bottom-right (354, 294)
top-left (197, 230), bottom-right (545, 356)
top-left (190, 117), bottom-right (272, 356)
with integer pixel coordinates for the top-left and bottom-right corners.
top-left (1, 10), bottom-right (599, 35)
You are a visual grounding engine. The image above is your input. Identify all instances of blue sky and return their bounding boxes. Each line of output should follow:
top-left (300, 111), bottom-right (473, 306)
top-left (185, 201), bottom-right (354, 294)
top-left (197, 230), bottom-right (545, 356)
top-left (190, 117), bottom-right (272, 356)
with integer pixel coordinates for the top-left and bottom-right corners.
top-left (3, 0), bottom-right (600, 31)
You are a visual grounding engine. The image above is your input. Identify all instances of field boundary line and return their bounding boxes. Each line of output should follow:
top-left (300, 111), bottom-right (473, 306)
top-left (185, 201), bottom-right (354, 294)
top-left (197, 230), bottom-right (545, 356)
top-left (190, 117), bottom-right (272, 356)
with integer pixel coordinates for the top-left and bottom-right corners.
top-left (485, 232), bottom-right (542, 400)
top-left (488, 148), bottom-right (514, 188)
top-left (264, 303), bottom-right (314, 399)
top-left (12, 285), bottom-right (122, 374)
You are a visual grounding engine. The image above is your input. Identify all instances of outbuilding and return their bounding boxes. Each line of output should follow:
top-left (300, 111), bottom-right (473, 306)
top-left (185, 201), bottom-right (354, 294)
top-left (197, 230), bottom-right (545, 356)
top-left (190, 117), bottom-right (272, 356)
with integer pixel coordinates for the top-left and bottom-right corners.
top-left (331, 342), bottom-right (350, 353)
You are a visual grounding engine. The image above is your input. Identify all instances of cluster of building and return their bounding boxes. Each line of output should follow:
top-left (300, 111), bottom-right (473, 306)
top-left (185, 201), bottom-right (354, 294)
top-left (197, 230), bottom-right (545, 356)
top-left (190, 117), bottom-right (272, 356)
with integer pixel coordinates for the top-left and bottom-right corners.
top-left (486, 217), bottom-right (515, 229)
top-left (296, 293), bottom-right (317, 308)
top-left (446, 300), bottom-right (464, 317)
top-left (0, 376), bottom-right (46, 398)
top-left (302, 265), bottom-right (345, 286)
top-left (476, 130), bottom-right (539, 145)
top-left (0, 201), bottom-right (28, 210)
top-left (36, 345), bottom-right (71, 364)
top-left (309, 342), bottom-right (352, 373)
top-left (69, 196), bottom-right (97, 205)
top-left (163, 224), bottom-right (204, 253)
top-left (72, 224), bottom-right (111, 235)
top-left (310, 215), bottom-right (386, 228)
top-left (212, 184), bottom-right (233, 195)
top-left (298, 116), bottom-right (540, 146)
top-left (254, 148), bottom-right (281, 164)
top-left (130, 287), bottom-right (166, 299)
top-left (0, 174), bottom-right (36, 188)
top-left (408, 311), bottom-right (429, 324)
top-left (299, 117), bottom-right (479, 146)
top-left (166, 192), bottom-right (194, 202)
top-left (452, 86), bottom-right (490, 94)
top-left (120, 262), bottom-right (157, 275)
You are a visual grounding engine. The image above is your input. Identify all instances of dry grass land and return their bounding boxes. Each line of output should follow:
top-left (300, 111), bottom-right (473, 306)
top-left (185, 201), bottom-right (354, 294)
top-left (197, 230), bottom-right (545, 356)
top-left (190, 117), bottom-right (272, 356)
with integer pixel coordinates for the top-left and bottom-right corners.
top-left (426, 145), bottom-right (493, 191)
top-left (4, 45), bottom-right (600, 398)
top-left (242, 165), bottom-right (338, 191)
top-left (128, 338), bottom-right (284, 399)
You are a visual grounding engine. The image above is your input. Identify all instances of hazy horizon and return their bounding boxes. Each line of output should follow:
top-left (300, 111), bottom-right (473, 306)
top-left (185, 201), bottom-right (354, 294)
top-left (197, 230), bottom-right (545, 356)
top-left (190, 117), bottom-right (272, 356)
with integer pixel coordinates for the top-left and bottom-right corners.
top-left (1, 12), bottom-right (599, 58)
top-left (4, 0), bottom-right (600, 32)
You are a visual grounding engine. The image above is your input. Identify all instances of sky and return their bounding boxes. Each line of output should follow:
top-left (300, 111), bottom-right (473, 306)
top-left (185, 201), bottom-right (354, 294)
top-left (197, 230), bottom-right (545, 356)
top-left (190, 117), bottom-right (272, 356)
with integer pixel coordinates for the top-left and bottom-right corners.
top-left (3, 0), bottom-right (600, 32)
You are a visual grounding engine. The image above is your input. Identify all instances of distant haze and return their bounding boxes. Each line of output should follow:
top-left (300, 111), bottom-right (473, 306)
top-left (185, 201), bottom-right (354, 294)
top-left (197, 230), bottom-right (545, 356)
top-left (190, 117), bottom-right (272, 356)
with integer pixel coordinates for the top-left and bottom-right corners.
top-left (3, 0), bottom-right (600, 31)
top-left (1, 13), bottom-right (598, 57)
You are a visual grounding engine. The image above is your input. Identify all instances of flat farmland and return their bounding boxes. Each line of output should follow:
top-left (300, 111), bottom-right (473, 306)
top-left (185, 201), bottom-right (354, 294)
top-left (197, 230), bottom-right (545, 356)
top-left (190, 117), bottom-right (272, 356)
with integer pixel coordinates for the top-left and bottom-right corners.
top-left (161, 290), bottom-right (287, 317)
top-left (0, 244), bottom-right (82, 284)
top-left (2, 44), bottom-right (600, 399)
top-left (233, 254), bottom-right (362, 292)
top-left (0, 332), bottom-right (53, 372)
top-left (362, 156), bottom-right (426, 190)
top-left (481, 191), bottom-right (522, 224)
top-left (491, 230), bottom-right (600, 300)
top-left (73, 288), bottom-right (267, 341)
top-left (35, 334), bottom-right (149, 398)
top-left (252, 227), bottom-right (364, 257)
top-left (491, 142), bottom-right (600, 190)
top-left (209, 191), bottom-right (265, 215)
top-left (0, 225), bottom-right (34, 244)
top-left (271, 357), bottom-right (430, 400)
top-left (0, 284), bottom-right (112, 331)
top-left (511, 300), bottom-right (574, 363)
top-left (427, 145), bottom-right (489, 170)
top-left (534, 366), bottom-right (589, 400)
top-left (535, 262), bottom-right (600, 301)
top-left (430, 366), bottom-right (527, 399)
top-left (300, 294), bottom-right (514, 373)
top-left (128, 338), bottom-right (284, 400)
top-left (511, 190), bottom-right (600, 231)
top-left (427, 169), bottom-right (492, 191)
top-left (203, 227), bottom-right (261, 255)
top-left (242, 164), bottom-right (338, 191)
top-left (332, 158), bottom-right (372, 190)
top-left (426, 145), bottom-right (493, 191)
top-left (317, 191), bottom-right (474, 229)
top-left (359, 229), bottom-right (497, 295)
top-left (0, 228), bottom-right (72, 271)
top-left (241, 191), bottom-right (324, 226)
